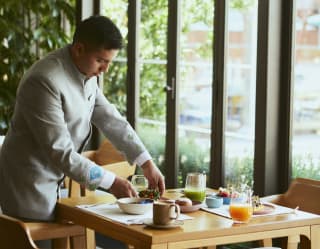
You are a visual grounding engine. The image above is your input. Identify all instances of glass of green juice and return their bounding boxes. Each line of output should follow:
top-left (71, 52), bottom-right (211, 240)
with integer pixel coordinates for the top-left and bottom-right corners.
top-left (184, 172), bottom-right (206, 202)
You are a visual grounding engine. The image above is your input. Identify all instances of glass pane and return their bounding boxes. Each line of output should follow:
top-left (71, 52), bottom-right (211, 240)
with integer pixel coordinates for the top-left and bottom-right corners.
top-left (136, 0), bottom-right (168, 174)
top-left (292, 0), bottom-right (320, 180)
top-left (224, 1), bottom-right (258, 187)
top-left (102, 1), bottom-right (128, 115)
top-left (178, 0), bottom-right (214, 187)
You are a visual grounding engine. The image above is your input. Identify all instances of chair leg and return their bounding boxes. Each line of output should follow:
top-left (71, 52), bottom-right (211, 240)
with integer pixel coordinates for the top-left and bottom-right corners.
top-left (52, 237), bottom-right (69, 249)
top-left (70, 234), bottom-right (87, 249)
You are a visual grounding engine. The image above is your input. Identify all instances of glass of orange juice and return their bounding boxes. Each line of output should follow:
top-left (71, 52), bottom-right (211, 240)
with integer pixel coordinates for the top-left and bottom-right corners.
top-left (229, 189), bottom-right (253, 223)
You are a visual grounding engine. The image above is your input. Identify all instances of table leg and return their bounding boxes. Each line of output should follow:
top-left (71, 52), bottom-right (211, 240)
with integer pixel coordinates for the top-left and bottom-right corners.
top-left (261, 238), bottom-right (273, 247)
top-left (311, 225), bottom-right (320, 249)
top-left (287, 235), bottom-right (300, 249)
top-left (85, 228), bottom-right (95, 249)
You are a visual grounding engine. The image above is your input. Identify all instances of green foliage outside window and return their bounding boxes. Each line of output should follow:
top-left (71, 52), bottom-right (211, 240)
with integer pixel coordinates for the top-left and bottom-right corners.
top-left (137, 124), bottom-right (210, 187)
top-left (0, 0), bottom-right (75, 134)
top-left (139, 123), bottom-right (320, 187)
top-left (103, 0), bottom-right (255, 120)
top-left (292, 154), bottom-right (320, 180)
top-left (103, 0), bottom-right (168, 120)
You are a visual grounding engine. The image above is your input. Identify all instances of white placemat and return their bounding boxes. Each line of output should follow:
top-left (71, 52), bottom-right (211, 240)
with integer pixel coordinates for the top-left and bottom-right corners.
top-left (77, 203), bottom-right (193, 225)
top-left (201, 202), bottom-right (295, 219)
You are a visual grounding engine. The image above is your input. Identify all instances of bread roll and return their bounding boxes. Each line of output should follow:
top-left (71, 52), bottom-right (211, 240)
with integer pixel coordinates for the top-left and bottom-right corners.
top-left (175, 197), bottom-right (192, 206)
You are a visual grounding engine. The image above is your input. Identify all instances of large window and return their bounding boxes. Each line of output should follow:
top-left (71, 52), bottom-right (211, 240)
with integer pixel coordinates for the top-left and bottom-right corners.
top-left (178, 0), bottom-right (213, 186)
top-left (224, 0), bottom-right (258, 186)
top-left (292, 0), bottom-right (320, 180)
top-left (136, 0), bottom-right (168, 174)
top-left (102, 1), bottom-right (128, 115)
top-left (100, 0), bottom-right (320, 193)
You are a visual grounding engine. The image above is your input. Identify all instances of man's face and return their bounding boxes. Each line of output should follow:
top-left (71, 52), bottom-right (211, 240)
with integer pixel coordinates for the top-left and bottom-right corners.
top-left (72, 42), bottom-right (119, 78)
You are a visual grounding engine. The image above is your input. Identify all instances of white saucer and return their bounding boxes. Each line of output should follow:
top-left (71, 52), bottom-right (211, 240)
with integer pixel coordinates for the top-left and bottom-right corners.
top-left (143, 218), bottom-right (184, 229)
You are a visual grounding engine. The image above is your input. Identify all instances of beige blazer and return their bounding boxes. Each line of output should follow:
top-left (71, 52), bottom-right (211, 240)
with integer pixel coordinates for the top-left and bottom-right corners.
top-left (0, 46), bottom-right (146, 220)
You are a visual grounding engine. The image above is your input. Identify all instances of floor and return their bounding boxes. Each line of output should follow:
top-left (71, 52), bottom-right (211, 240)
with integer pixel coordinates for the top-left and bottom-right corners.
top-left (95, 232), bottom-right (127, 249)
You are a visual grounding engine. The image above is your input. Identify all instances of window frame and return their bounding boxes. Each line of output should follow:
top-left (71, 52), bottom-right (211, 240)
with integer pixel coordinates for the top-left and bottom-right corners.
top-left (87, 0), bottom-right (296, 195)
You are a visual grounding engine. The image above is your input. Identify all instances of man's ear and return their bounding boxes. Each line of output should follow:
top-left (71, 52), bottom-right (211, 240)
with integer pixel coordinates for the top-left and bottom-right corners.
top-left (73, 42), bottom-right (85, 56)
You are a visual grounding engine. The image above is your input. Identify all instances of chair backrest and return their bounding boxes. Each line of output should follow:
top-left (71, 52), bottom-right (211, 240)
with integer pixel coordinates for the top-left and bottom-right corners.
top-left (272, 177), bottom-right (320, 214)
top-left (66, 138), bottom-right (136, 198)
top-left (94, 139), bottom-right (126, 165)
top-left (82, 138), bottom-right (126, 165)
top-left (101, 161), bottom-right (136, 179)
top-left (0, 214), bottom-right (38, 249)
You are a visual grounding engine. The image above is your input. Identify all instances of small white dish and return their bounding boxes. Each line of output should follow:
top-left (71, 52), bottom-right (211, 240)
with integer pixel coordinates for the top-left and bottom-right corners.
top-left (117, 197), bottom-right (153, 215)
top-left (143, 218), bottom-right (184, 229)
top-left (179, 201), bottom-right (203, 213)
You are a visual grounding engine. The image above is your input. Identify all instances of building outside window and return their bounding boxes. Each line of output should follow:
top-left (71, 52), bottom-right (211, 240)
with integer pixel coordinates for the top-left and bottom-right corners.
top-left (292, 0), bottom-right (320, 180)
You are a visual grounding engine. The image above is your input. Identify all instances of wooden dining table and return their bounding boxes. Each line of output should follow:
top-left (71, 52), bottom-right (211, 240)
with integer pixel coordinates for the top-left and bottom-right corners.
top-left (56, 189), bottom-right (320, 249)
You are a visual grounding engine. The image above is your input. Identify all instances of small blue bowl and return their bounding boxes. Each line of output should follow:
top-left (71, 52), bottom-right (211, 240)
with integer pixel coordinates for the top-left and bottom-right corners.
top-left (206, 196), bottom-right (223, 208)
top-left (220, 196), bottom-right (244, 205)
top-left (222, 196), bottom-right (231, 205)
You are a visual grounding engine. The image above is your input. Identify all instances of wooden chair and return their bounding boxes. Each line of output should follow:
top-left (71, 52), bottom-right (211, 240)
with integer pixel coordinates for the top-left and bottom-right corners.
top-left (65, 138), bottom-right (136, 249)
top-left (26, 221), bottom-right (86, 249)
top-left (270, 177), bottom-right (320, 214)
top-left (1, 214), bottom-right (86, 249)
top-left (0, 173), bottom-right (88, 249)
top-left (260, 177), bottom-right (320, 249)
top-left (82, 138), bottom-right (126, 165)
top-left (0, 213), bottom-right (87, 249)
top-left (0, 214), bottom-right (38, 249)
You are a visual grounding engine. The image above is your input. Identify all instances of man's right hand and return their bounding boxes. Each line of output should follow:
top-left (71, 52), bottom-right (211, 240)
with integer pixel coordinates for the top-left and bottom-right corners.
top-left (109, 176), bottom-right (137, 198)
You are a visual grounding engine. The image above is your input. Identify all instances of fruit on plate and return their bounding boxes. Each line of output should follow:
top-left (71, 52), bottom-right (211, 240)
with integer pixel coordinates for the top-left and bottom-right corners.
top-left (138, 189), bottom-right (161, 200)
top-left (217, 187), bottom-right (241, 198)
top-left (216, 187), bottom-right (241, 204)
top-left (175, 197), bottom-right (192, 206)
top-left (252, 195), bottom-right (264, 212)
top-left (217, 187), bottom-right (231, 197)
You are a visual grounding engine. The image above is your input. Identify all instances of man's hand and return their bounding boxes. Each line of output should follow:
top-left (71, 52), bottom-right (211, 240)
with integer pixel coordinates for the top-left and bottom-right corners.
top-left (141, 160), bottom-right (165, 196)
top-left (109, 176), bottom-right (137, 198)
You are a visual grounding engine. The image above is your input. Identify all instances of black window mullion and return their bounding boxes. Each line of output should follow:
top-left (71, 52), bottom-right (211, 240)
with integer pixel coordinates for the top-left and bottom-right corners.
top-left (93, 0), bottom-right (100, 15)
top-left (165, 0), bottom-right (181, 188)
top-left (127, 0), bottom-right (141, 129)
top-left (75, 0), bottom-right (82, 26)
top-left (278, 0), bottom-right (295, 192)
top-left (210, 0), bottom-right (228, 189)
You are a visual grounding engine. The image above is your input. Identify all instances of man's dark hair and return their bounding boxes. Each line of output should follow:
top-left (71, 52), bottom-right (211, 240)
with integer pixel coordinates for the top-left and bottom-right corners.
top-left (73, 15), bottom-right (123, 50)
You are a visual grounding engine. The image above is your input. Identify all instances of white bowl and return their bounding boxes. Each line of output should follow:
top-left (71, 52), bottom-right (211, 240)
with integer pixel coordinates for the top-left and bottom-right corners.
top-left (117, 197), bottom-right (153, 215)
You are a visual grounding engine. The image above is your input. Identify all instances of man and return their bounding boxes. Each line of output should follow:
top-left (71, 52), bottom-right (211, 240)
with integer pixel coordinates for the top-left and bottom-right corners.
top-left (0, 15), bottom-right (165, 221)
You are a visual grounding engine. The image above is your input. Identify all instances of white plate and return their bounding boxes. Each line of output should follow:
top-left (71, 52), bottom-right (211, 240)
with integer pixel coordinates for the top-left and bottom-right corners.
top-left (179, 201), bottom-right (203, 213)
top-left (143, 218), bottom-right (184, 229)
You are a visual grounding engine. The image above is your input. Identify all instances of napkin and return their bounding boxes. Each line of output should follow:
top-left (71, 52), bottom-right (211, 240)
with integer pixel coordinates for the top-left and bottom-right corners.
top-left (77, 203), bottom-right (193, 225)
top-left (201, 202), bottom-right (295, 219)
